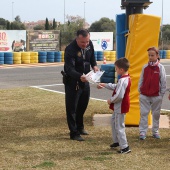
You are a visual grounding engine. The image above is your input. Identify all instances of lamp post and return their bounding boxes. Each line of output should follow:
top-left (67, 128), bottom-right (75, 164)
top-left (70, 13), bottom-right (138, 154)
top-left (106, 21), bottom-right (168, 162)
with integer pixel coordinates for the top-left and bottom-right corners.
top-left (84, 2), bottom-right (86, 28)
top-left (64, 0), bottom-right (66, 31)
top-left (12, 2), bottom-right (14, 21)
top-left (161, 0), bottom-right (164, 50)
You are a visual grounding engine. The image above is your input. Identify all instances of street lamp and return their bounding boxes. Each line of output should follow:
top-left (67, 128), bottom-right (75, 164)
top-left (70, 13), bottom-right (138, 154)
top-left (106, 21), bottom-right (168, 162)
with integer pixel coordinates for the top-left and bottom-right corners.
top-left (84, 2), bottom-right (86, 28)
top-left (12, 2), bottom-right (14, 21)
top-left (64, 0), bottom-right (66, 31)
top-left (161, 0), bottom-right (164, 50)
top-left (64, 0), bottom-right (65, 24)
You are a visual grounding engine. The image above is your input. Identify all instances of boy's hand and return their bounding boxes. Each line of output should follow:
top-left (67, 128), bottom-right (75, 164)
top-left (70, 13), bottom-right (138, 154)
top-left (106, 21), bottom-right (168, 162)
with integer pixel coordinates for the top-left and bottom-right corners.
top-left (97, 83), bottom-right (105, 89)
top-left (107, 99), bottom-right (111, 105)
top-left (168, 94), bottom-right (170, 100)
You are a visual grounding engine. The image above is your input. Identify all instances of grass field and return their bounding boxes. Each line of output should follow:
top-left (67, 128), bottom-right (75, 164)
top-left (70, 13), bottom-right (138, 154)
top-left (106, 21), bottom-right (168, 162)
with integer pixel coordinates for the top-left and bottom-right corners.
top-left (0, 87), bottom-right (169, 170)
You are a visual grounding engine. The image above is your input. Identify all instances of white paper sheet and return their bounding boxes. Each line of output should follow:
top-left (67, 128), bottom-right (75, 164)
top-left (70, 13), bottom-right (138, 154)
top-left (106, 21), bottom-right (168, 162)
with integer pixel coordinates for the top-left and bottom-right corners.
top-left (84, 70), bottom-right (105, 85)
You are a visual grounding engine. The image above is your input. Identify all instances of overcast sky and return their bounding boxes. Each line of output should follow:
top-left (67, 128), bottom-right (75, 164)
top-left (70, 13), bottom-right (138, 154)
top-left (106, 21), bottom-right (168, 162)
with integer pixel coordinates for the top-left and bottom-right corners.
top-left (1, 0), bottom-right (169, 25)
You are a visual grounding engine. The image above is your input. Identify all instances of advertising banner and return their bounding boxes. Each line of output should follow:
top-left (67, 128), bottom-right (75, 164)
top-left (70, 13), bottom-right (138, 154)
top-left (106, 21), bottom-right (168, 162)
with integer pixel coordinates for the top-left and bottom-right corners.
top-left (90, 32), bottom-right (113, 51)
top-left (28, 30), bottom-right (60, 51)
top-left (0, 30), bottom-right (26, 52)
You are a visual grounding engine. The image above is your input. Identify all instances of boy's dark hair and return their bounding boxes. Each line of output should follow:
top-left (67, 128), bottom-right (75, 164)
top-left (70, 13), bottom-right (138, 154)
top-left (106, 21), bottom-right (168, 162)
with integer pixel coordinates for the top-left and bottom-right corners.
top-left (115, 57), bottom-right (130, 72)
top-left (76, 29), bottom-right (89, 37)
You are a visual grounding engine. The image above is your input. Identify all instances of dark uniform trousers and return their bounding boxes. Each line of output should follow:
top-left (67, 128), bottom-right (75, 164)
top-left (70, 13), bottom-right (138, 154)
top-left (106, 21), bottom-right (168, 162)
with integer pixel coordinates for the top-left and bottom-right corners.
top-left (65, 80), bottom-right (90, 138)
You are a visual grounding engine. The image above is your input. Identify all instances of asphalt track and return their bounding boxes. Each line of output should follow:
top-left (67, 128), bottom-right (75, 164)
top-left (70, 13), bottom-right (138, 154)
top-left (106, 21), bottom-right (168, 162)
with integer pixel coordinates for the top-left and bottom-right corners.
top-left (1, 60), bottom-right (170, 110)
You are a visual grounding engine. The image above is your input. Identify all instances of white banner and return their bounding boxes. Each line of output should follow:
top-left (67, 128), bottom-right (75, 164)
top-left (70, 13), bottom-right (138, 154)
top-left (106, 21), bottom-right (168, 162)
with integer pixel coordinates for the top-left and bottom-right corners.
top-left (90, 32), bottom-right (113, 51)
top-left (0, 30), bottom-right (26, 52)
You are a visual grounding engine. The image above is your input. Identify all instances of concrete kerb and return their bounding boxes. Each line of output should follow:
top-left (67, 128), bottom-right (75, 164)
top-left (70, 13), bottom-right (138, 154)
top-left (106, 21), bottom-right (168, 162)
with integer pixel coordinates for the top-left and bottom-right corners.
top-left (93, 113), bottom-right (169, 128)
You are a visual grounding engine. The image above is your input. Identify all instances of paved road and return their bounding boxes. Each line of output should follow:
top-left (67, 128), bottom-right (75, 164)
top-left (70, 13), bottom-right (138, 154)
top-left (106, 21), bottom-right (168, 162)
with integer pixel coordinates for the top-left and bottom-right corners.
top-left (1, 60), bottom-right (170, 110)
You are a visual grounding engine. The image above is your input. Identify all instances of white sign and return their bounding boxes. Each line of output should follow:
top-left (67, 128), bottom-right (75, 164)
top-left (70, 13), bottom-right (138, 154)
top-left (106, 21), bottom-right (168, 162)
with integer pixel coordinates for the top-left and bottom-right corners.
top-left (90, 32), bottom-right (113, 51)
top-left (0, 30), bottom-right (26, 52)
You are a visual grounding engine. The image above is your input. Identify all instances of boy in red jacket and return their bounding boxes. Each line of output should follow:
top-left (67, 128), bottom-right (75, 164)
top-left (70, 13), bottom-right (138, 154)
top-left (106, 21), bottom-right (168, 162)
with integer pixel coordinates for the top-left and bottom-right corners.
top-left (97, 57), bottom-right (131, 154)
top-left (138, 47), bottom-right (167, 140)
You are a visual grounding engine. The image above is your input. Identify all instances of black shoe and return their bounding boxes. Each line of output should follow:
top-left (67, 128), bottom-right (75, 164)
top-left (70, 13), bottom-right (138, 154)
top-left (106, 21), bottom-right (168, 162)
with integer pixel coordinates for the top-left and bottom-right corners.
top-left (117, 146), bottom-right (131, 154)
top-left (110, 142), bottom-right (119, 148)
top-left (70, 135), bottom-right (85, 141)
top-left (78, 129), bottom-right (89, 135)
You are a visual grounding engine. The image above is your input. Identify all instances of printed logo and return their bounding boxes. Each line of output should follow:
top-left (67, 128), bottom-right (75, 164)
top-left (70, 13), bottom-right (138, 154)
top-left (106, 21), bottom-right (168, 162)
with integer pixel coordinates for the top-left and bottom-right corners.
top-left (77, 51), bottom-right (81, 57)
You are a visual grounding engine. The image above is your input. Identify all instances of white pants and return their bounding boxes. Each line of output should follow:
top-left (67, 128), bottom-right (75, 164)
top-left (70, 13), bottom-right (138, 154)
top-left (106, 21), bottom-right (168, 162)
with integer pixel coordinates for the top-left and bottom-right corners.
top-left (139, 94), bottom-right (163, 135)
top-left (111, 112), bottom-right (128, 149)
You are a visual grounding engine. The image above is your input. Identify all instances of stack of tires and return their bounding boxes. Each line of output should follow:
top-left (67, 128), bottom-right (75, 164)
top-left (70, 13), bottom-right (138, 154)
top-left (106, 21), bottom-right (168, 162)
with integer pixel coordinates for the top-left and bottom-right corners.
top-left (159, 50), bottom-right (166, 59)
top-left (38, 51), bottom-right (47, 63)
top-left (97, 51), bottom-right (103, 61)
top-left (61, 51), bottom-right (65, 62)
top-left (55, 51), bottom-right (62, 62)
top-left (47, 52), bottom-right (55, 62)
top-left (110, 51), bottom-right (116, 61)
top-left (30, 52), bottom-right (38, 63)
top-left (0, 52), bottom-right (4, 65)
top-left (4, 52), bottom-right (13, 64)
top-left (13, 52), bottom-right (21, 64)
top-left (21, 52), bottom-right (30, 64)
top-left (103, 51), bottom-right (110, 61)
top-left (166, 50), bottom-right (170, 59)
top-left (100, 64), bottom-right (116, 83)
top-left (94, 51), bottom-right (97, 61)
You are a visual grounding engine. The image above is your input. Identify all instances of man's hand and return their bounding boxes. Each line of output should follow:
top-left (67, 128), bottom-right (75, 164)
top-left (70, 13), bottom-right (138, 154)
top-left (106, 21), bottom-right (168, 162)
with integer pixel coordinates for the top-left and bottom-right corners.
top-left (93, 66), bottom-right (99, 73)
top-left (80, 75), bottom-right (88, 82)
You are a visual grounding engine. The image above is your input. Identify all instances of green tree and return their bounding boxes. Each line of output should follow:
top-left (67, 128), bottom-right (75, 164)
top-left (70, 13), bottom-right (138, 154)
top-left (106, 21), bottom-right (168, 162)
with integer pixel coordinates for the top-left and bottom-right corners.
top-left (6, 21), bottom-right (11, 30)
top-left (0, 18), bottom-right (7, 29)
top-left (53, 18), bottom-right (56, 30)
top-left (15, 15), bottom-right (21, 22)
top-left (45, 18), bottom-right (49, 30)
top-left (11, 21), bottom-right (25, 30)
top-left (59, 15), bottom-right (84, 49)
top-left (159, 24), bottom-right (170, 49)
top-left (89, 17), bottom-right (116, 32)
top-left (34, 24), bottom-right (45, 30)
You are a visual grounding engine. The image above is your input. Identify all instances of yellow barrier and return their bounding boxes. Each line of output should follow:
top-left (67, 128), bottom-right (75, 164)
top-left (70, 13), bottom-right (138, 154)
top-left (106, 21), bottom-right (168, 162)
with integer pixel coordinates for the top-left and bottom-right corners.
top-left (125, 14), bottom-right (161, 125)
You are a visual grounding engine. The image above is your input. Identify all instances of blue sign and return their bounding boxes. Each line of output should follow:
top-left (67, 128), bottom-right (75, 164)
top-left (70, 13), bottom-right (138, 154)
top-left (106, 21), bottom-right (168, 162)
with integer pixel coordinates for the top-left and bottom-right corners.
top-left (101, 40), bottom-right (108, 50)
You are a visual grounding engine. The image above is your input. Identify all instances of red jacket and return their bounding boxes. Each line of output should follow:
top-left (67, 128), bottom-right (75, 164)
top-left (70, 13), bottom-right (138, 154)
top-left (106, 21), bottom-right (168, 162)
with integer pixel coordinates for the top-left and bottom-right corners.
top-left (140, 64), bottom-right (160, 96)
top-left (109, 74), bottom-right (131, 113)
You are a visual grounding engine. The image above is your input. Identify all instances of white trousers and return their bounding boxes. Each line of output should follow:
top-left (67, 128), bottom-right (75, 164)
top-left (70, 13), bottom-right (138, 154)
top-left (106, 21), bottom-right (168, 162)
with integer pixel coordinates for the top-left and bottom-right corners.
top-left (139, 94), bottom-right (163, 135)
top-left (111, 112), bottom-right (128, 149)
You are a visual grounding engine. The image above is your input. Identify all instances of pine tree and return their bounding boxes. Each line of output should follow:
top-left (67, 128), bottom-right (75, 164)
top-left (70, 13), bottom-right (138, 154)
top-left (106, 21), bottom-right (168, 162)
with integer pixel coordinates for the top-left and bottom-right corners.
top-left (53, 18), bottom-right (56, 30)
top-left (45, 18), bottom-right (49, 30)
top-left (6, 21), bottom-right (11, 30)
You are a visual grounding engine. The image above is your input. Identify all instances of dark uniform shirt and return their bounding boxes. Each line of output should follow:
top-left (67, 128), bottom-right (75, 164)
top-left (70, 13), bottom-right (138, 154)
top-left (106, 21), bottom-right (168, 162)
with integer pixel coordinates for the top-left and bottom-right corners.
top-left (64, 39), bottom-right (97, 87)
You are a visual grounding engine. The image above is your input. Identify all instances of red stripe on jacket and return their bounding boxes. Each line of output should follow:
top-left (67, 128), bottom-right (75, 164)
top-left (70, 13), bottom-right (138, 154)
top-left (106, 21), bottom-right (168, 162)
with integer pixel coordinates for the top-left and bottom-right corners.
top-left (109, 75), bottom-right (131, 113)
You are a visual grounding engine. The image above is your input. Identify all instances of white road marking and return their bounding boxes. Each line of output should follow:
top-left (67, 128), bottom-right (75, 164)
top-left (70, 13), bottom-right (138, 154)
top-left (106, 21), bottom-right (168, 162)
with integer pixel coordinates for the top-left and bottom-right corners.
top-left (31, 84), bottom-right (170, 112)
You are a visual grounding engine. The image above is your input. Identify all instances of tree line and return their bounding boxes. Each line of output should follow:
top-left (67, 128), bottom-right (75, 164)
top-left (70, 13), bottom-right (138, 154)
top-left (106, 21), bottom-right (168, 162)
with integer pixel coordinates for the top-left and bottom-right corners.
top-left (0, 15), bottom-right (170, 50)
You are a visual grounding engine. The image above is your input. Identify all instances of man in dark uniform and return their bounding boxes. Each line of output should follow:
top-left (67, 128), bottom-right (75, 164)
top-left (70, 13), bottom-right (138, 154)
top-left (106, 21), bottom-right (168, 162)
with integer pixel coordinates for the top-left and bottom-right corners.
top-left (64, 29), bottom-right (98, 141)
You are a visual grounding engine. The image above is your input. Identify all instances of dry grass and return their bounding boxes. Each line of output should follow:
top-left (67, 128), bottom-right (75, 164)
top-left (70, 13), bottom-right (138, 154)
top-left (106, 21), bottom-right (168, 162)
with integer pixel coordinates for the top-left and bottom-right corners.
top-left (0, 87), bottom-right (169, 170)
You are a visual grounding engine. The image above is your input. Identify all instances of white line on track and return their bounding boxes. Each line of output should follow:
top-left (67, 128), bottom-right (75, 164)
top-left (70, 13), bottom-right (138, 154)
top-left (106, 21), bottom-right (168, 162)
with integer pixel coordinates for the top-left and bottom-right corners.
top-left (31, 84), bottom-right (170, 111)
top-left (31, 85), bottom-right (65, 94)
top-left (31, 84), bottom-right (107, 102)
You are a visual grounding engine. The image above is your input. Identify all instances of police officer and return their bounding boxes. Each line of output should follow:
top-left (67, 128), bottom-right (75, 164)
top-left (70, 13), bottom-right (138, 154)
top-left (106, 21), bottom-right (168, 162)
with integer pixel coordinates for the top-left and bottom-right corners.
top-left (64, 29), bottom-right (98, 141)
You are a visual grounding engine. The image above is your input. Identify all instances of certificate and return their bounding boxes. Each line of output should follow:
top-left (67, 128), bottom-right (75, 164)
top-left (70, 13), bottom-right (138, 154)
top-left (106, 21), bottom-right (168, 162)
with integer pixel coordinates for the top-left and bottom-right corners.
top-left (84, 70), bottom-right (105, 84)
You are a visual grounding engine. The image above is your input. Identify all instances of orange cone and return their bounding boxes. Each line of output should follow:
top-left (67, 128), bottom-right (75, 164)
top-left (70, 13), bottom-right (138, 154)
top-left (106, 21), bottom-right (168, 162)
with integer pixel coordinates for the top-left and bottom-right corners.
top-left (103, 56), bottom-right (106, 64)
